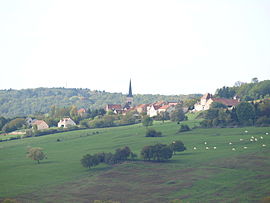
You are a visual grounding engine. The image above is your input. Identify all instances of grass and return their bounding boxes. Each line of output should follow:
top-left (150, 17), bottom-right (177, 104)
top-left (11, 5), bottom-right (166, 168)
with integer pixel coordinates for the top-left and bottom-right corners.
top-left (0, 119), bottom-right (270, 202)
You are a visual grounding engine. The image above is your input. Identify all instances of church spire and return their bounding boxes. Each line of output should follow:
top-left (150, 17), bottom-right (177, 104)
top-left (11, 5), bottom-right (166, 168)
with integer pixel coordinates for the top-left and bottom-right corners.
top-left (128, 79), bottom-right (133, 97)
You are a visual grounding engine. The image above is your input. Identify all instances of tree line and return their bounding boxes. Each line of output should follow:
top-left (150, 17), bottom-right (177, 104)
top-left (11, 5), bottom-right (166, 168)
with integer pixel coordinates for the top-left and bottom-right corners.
top-left (199, 99), bottom-right (270, 128)
top-left (81, 141), bottom-right (186, 169)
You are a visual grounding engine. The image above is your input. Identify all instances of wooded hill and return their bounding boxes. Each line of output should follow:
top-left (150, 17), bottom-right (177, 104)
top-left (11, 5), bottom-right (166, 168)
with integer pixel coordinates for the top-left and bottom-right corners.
top-left (0, 88), bottom-right (200, 117)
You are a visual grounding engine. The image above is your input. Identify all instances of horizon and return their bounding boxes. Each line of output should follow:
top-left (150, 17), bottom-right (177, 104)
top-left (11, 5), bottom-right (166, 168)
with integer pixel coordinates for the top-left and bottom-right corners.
top-left (1, 1), bottom-right (270, 95)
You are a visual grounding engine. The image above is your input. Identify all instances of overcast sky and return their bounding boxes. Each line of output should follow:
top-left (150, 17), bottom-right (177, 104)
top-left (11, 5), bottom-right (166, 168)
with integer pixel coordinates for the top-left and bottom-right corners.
top-left (0, 0), bottom-right (270, 95)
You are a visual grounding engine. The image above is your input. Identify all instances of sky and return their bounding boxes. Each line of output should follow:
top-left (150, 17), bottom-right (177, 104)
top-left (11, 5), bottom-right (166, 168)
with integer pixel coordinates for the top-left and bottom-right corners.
top-left (0, 0), bottom-right (270, 95)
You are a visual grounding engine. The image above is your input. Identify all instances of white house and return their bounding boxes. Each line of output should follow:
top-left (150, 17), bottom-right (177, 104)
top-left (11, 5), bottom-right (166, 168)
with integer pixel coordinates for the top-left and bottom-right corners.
top-left (147, 105), bottom-right (159, 117)
top-left (58, 118), bottom-right (76, 128)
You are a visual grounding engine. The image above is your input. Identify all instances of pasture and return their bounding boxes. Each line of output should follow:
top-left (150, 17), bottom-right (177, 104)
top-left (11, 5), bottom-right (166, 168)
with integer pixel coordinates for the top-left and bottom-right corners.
top-left (0, 120), bottom-right (270, 203)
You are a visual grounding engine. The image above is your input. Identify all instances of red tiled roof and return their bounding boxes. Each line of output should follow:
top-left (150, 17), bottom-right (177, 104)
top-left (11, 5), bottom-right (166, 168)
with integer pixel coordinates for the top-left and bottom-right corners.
top-left (158, 105), bottom-right (171, 110)
top-left (32, 120), bottom-right (47, 126)
top-left (212, 98), bottom-right (240, 106)
top-left (107, 104), bottom-right (122, 110)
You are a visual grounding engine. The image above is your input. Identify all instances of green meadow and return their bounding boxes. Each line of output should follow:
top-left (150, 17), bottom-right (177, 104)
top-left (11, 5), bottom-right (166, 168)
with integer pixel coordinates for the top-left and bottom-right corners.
top-left (0, 119), bottom-right (270, 203)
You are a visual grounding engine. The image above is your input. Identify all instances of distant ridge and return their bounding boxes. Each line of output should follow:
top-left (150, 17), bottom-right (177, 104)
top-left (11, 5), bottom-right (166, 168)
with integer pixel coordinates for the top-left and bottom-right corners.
top-left (0, 87), bottom-right (201, 117)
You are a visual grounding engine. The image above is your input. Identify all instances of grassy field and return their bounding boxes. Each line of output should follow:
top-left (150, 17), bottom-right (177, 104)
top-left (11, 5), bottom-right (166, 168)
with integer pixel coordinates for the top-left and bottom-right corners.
top-left (0, 119), bottom-right (270, 203)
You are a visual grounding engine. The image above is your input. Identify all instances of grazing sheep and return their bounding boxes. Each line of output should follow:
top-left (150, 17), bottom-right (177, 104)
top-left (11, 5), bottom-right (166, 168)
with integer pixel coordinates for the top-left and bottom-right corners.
top-left (204, 142), bottom-right (207, 145)
top-left (251, 136), bottom-right (254, 139)
top-left (266, 133), bottom-right (269, 135)
top-left (260, 136), bottom-right (263, 139)
top-left (213, 147), bottom-right (217, 150)
top-left (206, 147), bottom-right (209, 150)
top-left (262, 144), bottom-right (266, 147)
top-left (240, 139), bottom-right (243, 141)
top-left (193, 147), bottom-right (197, 150)
top-left (250, 139), bottom-right (254, 142)
top-left (245, 130), bottom-right (248, 133)
top-left (243, 146), bottom-right (247, 149)
top-left (254, 138), bottom-right (258, 141)
top-left (232, 148), bottom-right (236, 151)
top-left (229, 142), bottom-right (232, 145)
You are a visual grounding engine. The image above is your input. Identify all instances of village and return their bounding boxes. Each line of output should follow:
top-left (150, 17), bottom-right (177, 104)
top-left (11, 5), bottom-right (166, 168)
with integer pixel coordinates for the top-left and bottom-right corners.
top-left (19, 80), bottom-right (240, 133)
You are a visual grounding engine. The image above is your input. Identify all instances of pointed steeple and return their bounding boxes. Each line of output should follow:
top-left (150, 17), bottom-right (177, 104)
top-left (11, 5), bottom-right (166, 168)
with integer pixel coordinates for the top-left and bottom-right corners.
top-left (127, 79), bottom-right (133, 97)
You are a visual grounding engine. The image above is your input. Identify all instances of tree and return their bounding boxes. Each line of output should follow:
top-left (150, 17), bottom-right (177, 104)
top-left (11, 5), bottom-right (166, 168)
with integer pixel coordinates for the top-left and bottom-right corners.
top-left (0, 116), bottom-right (8, 131)
top-left (215, 86), bottom-right (236, 98)
top-left (170, 105), bottom-right (185, 122)
top-left (170, 140), bottom-right (186, 154)
top-left (142, 115), bottom-right (153, 127)
top-left (114, 146), bottom-right (131, 162)
top-left (2, 118), bottom-right (26, 133)
top-left (27, 147), bottom-right (47, 164)
top-left (251, 77), bottom-right (259, 83)
top-left (141, 143), bottom-right (173, 161)
top-left (236, 102), bottom-right (256, 125)
top-left (178, 124), bottom-right (190, 132)
top-left (81, 154), bottom-right (99, 169)
top-left (145, 128), bottom-right (162, 137)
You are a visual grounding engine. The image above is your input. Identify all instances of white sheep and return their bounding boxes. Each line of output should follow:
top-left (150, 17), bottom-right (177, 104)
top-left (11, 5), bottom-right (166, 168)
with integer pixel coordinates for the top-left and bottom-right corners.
top-left (243, 146), bottom-right (247, 149)
top-left (250, 139), bottom-right (254, 142)
top-left (262, 144), bottom-right (266, 147)
top-left (260, 136), bottom-right (263, 139)
top-left (240, 139), bottom-right (243, 141)
top-left (251, 136), bottom-right (254, 139)
top-left (232, 148), bottom-right (236, 151)
top-left (193, 147), bottom-right (197, 150)
top-left (213, 147), bottom-right (217, 150)
top-left (206, 147), bottom-right (209, 150)
top-left (229, 142), bottom-right (232, 145)
top-left (245, 130), bottom-right (248, 133)
top-left (204, 142), bottom-right (207, 145)
top-left (254, 138), bottom-right (258, 142)
top-left (266, 133), bottom-right (269, 135)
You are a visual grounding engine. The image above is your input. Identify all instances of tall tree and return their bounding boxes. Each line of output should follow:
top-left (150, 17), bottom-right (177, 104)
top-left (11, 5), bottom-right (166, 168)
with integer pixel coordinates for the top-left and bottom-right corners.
top-left (236, 102), bottom-right (255, 125)
top-left (27, 147), bottom-right (47, 164)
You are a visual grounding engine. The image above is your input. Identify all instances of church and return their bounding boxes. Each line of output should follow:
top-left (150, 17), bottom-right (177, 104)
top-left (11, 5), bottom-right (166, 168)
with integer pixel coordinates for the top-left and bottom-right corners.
top-left (105, 79), bottom-right (134, 114)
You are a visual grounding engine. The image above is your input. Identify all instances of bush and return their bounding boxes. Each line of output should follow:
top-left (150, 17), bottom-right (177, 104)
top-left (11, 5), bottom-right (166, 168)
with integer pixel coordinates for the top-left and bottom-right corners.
top-left (178, 124), bottom-right (190, 132)
top-left (141, 143), bottom-right (173, 161)
top-left (145, 129), bottom-right (162, 137)
top-left (170, 140), bottom-right (186, 154)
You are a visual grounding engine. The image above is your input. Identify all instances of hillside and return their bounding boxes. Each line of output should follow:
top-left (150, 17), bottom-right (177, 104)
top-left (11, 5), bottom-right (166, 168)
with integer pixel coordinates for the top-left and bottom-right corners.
top-left (0, 88), bottom-right (201, 117)
top-left (0, 120), bottom-right (269, 202)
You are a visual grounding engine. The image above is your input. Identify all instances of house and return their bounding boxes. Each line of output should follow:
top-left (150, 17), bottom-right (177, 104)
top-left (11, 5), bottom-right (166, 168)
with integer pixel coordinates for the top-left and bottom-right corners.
top-left (134, 104), bottom-right (149, 114)
top-left (105, 104), bottom-right (123, 114)
top-left (58, 118), bottom-right (76, 128)
top-left (194, 93), bottom-right (240, 111)
top-left (32, 120), bottom-right (49, 130)
top-left (147, 105), bottom-right (160, 117)
top-left (157, 104), bottom-right (176, 114)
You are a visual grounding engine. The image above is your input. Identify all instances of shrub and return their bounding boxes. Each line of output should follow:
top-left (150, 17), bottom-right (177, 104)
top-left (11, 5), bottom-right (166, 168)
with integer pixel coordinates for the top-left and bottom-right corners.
top-left (170, 140), bottom-right (186, 154)
top-left (141, 143), bottom-right (173, 161)
top-left (145, 129), bottom-right (162, 137)
top-left (178, 124), bottom-right (190, 132)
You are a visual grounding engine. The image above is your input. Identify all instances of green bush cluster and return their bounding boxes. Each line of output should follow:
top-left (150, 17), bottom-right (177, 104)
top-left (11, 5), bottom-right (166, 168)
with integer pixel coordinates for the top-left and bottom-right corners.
top-left (81, 146), bottom-right (137, 168)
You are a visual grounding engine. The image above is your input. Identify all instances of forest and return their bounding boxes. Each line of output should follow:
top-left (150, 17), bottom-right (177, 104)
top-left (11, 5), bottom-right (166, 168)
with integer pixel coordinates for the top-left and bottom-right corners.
top-left (0, 87), bottom-right (200, 117)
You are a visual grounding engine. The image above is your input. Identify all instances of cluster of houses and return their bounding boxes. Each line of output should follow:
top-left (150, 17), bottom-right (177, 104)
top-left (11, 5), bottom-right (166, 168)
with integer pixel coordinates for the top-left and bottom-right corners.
top-left (26, 117), bottom-right (77, 131)
top-left (105, 101), bottom-right (183, 117)
top-left (24, 80), bottom-right (241, 131)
